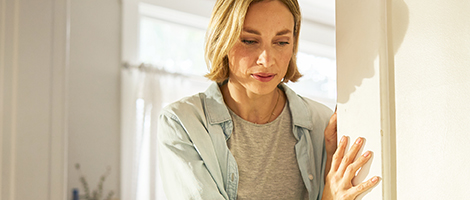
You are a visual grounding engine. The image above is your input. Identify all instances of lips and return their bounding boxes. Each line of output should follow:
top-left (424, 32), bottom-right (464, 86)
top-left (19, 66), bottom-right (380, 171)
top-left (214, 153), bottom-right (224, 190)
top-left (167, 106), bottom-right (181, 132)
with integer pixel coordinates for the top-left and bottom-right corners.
top-left (251, 73), bottom-right (276, 82)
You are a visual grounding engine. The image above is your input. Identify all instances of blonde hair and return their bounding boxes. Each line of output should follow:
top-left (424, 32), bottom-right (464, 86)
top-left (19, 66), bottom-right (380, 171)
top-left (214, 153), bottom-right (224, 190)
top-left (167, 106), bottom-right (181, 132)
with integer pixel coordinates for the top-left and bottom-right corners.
top-left (204, 0), bottom-right (302, 83)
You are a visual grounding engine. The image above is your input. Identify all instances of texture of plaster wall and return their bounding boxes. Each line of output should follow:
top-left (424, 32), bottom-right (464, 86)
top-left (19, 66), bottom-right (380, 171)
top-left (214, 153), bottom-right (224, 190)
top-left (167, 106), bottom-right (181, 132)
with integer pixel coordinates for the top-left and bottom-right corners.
top-left (393, 1), bottom-right (470, 199)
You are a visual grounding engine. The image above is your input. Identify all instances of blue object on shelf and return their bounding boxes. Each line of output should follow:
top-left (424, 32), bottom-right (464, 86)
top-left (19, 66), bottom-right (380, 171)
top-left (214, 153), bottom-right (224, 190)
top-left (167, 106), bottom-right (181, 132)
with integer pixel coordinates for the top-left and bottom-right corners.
top-left (72, 188), bottom-right (79, 200)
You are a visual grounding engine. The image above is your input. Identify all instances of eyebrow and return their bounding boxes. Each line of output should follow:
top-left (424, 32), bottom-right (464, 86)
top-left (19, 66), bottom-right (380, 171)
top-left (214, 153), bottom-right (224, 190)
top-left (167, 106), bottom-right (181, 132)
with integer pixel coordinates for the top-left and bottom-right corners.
top-left (243, 28), bottom-right (292, 36)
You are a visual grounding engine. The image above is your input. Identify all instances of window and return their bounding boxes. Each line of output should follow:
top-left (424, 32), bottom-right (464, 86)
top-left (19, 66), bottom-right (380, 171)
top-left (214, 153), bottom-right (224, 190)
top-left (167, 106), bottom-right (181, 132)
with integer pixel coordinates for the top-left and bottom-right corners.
top-left (138, 3), bottom-right (336, 108)
top-left (289, 52), bottom-right (337, 108)
top-left (139, 8), bottom-right (208, 77)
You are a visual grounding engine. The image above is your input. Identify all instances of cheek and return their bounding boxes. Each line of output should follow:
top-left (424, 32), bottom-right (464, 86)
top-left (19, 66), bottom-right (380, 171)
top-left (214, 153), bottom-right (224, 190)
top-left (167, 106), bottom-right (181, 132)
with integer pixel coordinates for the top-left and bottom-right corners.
top-left (285, 45), bottom-right (295, 60)
top-left (278, 49), bottom-right (293, 67)
top-left (277, 48), bottom-right (293, 78)
top-left (228, 45), bottom-right (257, 71)
top-left (281, 52), bottom-right (292, 64)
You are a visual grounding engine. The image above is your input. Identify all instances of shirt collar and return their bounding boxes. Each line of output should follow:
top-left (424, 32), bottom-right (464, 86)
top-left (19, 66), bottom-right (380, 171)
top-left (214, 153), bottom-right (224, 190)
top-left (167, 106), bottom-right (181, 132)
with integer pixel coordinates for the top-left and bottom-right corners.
top-left (203, 82), bottom-right (232, 125)
top-left (280, 84), bottom-right (314, 130)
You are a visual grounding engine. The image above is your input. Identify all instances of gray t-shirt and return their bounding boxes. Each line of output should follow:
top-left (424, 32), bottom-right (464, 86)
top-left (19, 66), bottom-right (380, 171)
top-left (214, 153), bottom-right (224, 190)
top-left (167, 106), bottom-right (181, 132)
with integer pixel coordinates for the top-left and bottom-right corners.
top-left (227, 103), bottom-right (308, 200)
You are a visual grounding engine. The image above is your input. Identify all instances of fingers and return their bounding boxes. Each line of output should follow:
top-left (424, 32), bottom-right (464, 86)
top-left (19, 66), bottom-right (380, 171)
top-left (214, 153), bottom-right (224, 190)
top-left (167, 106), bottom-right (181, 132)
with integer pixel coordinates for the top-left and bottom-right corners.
top-left (324, 112), bottom-right (337, 137)
top-left (324, 134), bottom-right (380, 199)
top-left (324, 113), bottom-right (338, 156)
top-left (330, 135), bottom-right (348, 172)
top-left (337, 137), bottom-right (364, 174)
top-left (343, 150), bottom-right (372, 180)
top-left (325, 112), bottom-right (337, 135)
top-left (353, 176), bottom-right (380, 196)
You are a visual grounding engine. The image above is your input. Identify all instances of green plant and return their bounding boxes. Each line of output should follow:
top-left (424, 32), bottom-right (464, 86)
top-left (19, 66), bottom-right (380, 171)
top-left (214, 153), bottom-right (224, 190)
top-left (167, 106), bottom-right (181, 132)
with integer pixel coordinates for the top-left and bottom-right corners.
top-left (75, 163), bottom-right (115, 200)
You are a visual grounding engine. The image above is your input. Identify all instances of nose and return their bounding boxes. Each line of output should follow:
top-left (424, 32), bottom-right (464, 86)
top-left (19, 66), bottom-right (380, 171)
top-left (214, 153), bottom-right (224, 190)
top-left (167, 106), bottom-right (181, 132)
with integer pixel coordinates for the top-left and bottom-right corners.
top-left (256, 46), bottom-right (275, 67)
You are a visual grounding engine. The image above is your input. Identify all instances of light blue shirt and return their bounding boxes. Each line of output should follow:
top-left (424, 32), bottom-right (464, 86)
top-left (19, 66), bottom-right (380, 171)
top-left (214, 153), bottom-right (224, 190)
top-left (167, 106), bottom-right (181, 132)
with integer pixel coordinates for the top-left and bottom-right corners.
top-left (157, 82), bottom-right (332, 200)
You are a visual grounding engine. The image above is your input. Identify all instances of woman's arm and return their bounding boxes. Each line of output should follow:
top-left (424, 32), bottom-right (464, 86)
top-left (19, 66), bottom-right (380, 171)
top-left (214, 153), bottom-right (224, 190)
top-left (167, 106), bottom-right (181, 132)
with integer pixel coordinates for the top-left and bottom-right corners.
top-left (157, 113), bottom-right (227, 200)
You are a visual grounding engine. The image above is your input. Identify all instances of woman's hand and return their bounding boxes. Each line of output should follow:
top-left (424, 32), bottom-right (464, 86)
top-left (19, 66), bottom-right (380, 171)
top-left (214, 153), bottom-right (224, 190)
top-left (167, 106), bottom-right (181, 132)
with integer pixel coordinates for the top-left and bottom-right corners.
top-left (322, 136), bottom-right (380, 200)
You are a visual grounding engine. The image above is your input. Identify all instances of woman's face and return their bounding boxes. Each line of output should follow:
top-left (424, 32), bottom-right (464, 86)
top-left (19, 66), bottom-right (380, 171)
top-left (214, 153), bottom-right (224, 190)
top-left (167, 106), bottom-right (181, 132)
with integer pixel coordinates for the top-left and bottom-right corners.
top-left (227, 0), bottom-right (295, 95)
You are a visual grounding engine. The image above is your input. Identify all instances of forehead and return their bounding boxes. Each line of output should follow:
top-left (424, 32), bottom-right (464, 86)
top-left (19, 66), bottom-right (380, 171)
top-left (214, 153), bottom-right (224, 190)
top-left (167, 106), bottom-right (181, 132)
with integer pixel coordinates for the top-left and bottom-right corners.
top-left (243, 0), bottom-right (294, 32)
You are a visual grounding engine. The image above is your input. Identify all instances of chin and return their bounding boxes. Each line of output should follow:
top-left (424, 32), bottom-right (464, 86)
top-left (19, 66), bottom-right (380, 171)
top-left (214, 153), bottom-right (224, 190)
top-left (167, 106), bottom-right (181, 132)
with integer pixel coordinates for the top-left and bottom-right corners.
top-left (248, 83), bottom-right (279, 95)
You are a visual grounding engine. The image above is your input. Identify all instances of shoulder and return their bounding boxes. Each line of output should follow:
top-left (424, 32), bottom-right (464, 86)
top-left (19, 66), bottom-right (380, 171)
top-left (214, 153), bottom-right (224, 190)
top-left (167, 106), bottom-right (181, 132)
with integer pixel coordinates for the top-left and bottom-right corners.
top-left (281, 83), bottom-right (333, 127)
top-left (295, 96), bottom-right (332, 132)
top-left (160, 93), bottom-right (204, 120)
top-left (157, 93), bottom-right (212, 138)
top-left (301, 97), bottom-right (333, 120)
top-left (157, 93), bottom-right (209, 142)
top-left (160, 82), bottom-right (223, 121)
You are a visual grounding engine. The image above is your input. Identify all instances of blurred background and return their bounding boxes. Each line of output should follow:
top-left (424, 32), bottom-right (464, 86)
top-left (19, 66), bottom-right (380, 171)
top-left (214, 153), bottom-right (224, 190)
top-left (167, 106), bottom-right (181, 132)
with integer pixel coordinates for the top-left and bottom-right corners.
top-left (1, 0), bottom-right (336, 199)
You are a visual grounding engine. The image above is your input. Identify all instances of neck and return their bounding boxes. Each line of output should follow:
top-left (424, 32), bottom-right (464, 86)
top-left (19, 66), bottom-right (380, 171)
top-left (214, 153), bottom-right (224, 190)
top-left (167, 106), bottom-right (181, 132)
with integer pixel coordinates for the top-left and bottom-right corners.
top-left (221, 83), bottom-right (285, 124)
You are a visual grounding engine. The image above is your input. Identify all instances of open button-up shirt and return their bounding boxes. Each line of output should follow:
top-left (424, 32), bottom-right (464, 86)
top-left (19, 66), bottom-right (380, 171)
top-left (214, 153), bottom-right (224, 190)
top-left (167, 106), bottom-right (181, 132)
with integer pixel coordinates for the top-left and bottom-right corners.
top-left (157, 82), bottom-right (332, 200)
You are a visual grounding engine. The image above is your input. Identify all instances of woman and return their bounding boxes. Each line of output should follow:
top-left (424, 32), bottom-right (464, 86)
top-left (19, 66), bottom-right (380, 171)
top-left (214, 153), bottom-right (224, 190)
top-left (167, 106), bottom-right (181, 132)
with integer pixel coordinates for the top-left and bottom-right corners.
top-left (157, 0), bottom-right (379, 199)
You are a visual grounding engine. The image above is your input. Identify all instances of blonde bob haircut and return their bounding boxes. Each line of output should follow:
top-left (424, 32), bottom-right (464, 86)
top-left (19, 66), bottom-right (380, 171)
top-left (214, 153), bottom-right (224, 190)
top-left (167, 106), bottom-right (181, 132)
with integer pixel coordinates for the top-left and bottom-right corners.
top-left (204, 0), bottom-right (302, 83)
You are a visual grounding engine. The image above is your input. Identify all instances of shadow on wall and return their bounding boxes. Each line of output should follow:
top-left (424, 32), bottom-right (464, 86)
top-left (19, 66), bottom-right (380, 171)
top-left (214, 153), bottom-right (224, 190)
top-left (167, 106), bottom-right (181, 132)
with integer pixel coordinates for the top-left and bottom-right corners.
top-left (336, 0), bottom-right (409, 104)
top-left (335, 0), bottom-right (409, 199)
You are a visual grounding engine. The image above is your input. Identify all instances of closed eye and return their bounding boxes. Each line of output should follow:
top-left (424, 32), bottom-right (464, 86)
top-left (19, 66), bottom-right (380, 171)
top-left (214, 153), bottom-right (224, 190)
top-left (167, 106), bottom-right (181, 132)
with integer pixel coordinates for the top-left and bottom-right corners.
top-left (242, 40), bottom-right (257, 45)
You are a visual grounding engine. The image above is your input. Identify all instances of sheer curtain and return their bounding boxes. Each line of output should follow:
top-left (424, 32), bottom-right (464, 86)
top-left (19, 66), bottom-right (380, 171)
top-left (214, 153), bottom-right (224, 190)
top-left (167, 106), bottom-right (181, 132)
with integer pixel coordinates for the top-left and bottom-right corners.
top-left (120, 4), bottom-right (213, 199)
top-left (121, 64), bottom-right (211, 200)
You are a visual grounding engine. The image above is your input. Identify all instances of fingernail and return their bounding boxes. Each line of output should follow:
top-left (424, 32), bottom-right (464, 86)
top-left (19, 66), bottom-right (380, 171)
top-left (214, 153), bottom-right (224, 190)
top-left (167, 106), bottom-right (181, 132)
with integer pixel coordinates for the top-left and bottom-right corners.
top-left (363, 151), bottom-right (371, 157)
top-left (341, 136), bottom-right (346, 143)
top-left (372, 176), bottom-right (379, 183)
top-left (355, 137), bottom-right (363, 144)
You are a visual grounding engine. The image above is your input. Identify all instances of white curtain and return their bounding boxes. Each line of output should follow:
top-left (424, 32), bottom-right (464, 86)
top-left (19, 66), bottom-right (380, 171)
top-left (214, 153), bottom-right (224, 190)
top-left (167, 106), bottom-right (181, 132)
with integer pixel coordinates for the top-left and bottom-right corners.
top-left (121, 65), bottom-right (211, 200)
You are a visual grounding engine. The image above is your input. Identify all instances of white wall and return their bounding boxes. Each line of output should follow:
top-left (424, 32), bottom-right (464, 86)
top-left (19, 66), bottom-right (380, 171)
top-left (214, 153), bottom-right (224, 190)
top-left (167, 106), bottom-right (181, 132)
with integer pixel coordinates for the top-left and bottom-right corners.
top-left (337, 0), bottom-right (470, 199)
top-left (393, 1), bottom-right (470, 199)
top-left (336, 0), bottom-right (388, 198)
top-left (1, 0), bottom-right (121, 199)
top-left (1, 0), bottom-right (68, 199)
top-left (67, 0), bottom-right (121, 199)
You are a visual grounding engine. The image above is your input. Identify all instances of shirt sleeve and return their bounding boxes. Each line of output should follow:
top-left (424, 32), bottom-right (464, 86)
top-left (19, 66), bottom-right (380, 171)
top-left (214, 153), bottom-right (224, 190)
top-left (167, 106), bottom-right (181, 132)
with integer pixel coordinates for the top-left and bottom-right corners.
top-left (157, 112), bottom-right (227, 200)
